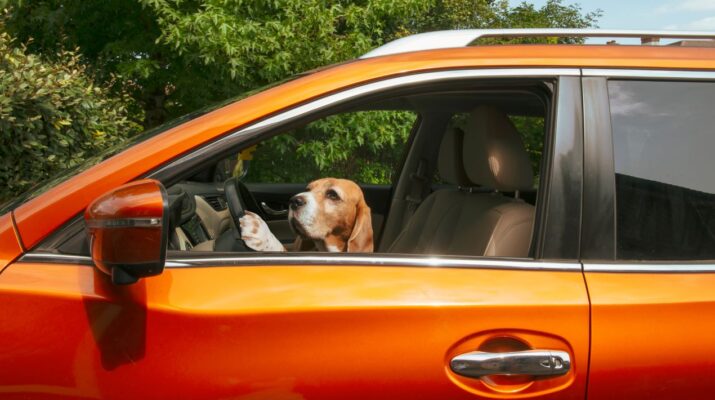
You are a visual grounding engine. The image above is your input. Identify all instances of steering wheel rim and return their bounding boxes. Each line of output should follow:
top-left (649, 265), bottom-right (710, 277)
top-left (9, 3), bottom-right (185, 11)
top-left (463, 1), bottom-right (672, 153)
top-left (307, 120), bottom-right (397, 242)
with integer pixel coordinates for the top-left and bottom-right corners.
top-left (224, 177), bottom-right (248, 232)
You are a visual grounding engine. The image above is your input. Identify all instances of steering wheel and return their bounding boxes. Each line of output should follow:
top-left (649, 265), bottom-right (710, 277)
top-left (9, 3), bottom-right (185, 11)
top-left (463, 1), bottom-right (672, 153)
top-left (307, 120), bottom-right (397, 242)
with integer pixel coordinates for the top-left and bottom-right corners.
top-left (219, 177), bottom-right (255, 252)
top-left (224, 177), bottom-right (248, 228)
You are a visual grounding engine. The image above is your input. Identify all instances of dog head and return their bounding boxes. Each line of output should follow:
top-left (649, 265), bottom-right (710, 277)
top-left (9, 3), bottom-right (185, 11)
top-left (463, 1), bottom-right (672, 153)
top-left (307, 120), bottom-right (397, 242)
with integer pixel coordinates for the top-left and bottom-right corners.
top-left (288, 178), bottom-right (373, 252)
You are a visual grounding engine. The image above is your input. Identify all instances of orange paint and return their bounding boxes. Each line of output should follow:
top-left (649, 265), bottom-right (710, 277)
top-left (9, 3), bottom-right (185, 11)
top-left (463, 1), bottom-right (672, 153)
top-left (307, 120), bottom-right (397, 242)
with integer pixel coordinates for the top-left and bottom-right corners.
top-left (2, 40), bottom-right (715, 399)
top-left (585, 272), bottom-right (715, 400)
top-left (85, 180), bottom-right (167, 275)
top-left (0, 213), bottom-right (23, 271)
top-left (0, 263), bottom-right (588, 399)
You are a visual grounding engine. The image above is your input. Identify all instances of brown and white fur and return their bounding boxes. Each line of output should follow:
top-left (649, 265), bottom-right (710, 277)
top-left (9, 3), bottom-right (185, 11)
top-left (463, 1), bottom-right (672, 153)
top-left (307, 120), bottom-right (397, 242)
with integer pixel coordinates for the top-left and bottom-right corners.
top-left (239, 178), bottom-right (373, 253)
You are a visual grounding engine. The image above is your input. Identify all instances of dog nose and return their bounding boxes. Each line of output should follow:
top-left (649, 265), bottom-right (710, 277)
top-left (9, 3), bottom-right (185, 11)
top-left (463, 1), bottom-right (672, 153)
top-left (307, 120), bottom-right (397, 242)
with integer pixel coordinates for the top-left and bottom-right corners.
top-left (289, 195), bottom-right (305, 210)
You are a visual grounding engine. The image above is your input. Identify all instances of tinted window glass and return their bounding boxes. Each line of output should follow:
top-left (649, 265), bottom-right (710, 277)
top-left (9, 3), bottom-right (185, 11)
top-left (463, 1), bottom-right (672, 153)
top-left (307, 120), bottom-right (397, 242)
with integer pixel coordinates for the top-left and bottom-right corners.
top-left (609, 80), bottom-right (715, 260)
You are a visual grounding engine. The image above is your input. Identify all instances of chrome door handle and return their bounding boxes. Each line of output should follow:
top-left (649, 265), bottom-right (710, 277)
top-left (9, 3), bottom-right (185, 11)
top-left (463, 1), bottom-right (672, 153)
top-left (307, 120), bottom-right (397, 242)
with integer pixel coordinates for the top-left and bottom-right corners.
top-left (261, 202), bottom-right (288, 217)
top-left (450, 350), bottom-right (571, 378)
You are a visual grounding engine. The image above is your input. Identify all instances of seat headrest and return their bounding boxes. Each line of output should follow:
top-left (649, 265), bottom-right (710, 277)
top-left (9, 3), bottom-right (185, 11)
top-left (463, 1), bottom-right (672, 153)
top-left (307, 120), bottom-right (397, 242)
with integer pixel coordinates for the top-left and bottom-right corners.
top-left (462, 106), bottom-right (534, 191)
top-left (437, 124), bottom-right (472, 186)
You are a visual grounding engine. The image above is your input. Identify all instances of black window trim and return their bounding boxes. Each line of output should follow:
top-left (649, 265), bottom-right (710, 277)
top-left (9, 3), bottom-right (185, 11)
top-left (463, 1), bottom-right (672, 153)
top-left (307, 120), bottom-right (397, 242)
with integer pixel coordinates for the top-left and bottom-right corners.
top-left (538, 75), bottom-right (584, 260)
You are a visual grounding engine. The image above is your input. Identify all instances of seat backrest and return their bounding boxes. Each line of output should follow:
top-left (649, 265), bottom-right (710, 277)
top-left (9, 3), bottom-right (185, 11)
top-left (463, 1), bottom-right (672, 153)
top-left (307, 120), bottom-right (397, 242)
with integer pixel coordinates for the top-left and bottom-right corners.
top-left (388, 106), bottom-right (535, 257)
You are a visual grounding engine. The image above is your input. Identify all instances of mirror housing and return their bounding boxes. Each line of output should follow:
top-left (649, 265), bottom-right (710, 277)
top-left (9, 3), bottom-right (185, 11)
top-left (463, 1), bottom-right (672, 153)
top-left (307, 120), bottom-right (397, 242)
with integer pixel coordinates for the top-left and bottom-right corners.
top-left (85, 179), bottom-right (169, 285)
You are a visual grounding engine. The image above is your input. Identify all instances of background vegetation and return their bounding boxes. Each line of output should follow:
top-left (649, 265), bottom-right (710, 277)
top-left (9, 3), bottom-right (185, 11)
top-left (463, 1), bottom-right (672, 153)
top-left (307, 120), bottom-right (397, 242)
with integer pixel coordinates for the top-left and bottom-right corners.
top-left (0, 0), bottom-right (600, 200)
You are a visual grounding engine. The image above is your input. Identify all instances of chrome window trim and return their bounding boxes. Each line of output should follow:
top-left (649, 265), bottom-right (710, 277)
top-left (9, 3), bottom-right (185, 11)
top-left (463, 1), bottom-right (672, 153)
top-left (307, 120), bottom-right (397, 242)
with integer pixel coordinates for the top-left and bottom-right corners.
top-left (20, 251), bottom-right (580, 271)
top-left (582, 69), bottom-right (715, 80)
top-left (149, 68), bottom-right (579, 181)
top-left (585, 263), bottom-right (715, 273)
top-left (21, 253), bottom-right (92, 263)
top-left (85, 217), bottom-right (163, 229)
top-left (166, 255), bottom-right (579, 271)
top-left (24, 253), bottom-right (715, 273)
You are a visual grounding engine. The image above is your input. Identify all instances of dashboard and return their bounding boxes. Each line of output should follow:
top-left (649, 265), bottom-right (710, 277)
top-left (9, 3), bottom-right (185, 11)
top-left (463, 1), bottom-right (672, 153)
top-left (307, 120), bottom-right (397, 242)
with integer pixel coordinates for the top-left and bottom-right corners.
top-left (167, 181), bottom-right (232, 251)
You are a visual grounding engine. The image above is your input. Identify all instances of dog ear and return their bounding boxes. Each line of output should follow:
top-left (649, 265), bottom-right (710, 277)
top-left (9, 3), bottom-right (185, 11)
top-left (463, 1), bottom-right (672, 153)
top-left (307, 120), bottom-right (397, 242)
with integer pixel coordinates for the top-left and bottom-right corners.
top-left (347, 199), bottom-right (373, 253)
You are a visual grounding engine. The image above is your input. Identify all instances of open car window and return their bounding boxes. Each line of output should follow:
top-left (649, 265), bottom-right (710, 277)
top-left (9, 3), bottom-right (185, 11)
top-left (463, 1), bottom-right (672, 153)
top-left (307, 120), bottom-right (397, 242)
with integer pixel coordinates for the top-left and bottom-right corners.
top-left (43, 77), bottom-right (556, 259)
top-left (163, 83), bottom-right (551, 257)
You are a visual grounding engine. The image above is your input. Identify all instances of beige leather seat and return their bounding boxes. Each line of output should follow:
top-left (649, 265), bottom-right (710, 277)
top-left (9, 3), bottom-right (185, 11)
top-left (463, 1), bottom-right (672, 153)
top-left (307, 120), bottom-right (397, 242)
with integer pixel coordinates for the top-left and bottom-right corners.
top-left (388, 105), bottom-right (535, 257)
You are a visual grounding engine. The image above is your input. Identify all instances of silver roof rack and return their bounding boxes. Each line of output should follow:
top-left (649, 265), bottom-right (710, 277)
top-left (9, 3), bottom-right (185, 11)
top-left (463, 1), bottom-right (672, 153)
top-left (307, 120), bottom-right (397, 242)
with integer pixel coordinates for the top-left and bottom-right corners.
top-left (360, 29), bottom-right (715, 59)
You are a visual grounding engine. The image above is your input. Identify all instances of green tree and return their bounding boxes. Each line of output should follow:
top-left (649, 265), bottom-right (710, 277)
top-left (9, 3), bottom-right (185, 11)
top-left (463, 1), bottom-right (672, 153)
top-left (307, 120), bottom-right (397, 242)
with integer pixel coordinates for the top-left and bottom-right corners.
top-left (2, 0), bottom-right (600, 189)
top-left (247, 111), bottom-right (418, 185)
top-left (0, 27), bottom-right (142, 201)
top-left (4, 0), bottom-right (429, 127)
top-left (418, 0), bottom-right (600, 35)
top-left (4, 0), bottom-right (600, 127)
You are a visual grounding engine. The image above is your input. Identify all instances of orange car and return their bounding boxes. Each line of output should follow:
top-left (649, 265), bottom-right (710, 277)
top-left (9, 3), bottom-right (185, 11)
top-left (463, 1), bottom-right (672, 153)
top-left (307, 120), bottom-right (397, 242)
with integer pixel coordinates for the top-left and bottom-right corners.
top-left (1, 29), bottom-right (715, 399)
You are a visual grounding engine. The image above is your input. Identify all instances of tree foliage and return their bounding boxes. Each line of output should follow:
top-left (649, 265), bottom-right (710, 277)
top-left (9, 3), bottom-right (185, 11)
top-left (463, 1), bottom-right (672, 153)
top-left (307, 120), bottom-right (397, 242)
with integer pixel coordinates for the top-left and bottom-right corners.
top-left (1, 0), bottom-right (601, 196)
top-left (418, 0), bottom-right (600, 34)
top-left (4, 0), bottom-right (600, 126)
top-left (0, 26), bottom-right (141, 201)
top-left (247, 111), bottom-right (417, 185)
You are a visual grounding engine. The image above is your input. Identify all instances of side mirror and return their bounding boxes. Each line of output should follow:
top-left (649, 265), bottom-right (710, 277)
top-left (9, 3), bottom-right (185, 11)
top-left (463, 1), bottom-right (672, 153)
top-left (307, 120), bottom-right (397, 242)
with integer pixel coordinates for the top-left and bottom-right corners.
top-left (85, 179), bottom-right (169, 285)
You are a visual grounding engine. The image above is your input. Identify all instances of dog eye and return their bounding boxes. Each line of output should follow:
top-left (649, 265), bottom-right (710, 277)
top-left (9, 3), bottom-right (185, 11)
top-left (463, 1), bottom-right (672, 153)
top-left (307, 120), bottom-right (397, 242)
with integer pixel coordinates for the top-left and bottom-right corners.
top-left (326, 189), bottom-right (340, 201)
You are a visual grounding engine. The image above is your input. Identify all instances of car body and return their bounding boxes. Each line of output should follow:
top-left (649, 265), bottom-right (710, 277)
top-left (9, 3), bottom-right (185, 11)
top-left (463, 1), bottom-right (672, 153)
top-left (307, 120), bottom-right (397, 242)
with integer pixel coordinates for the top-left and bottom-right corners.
top-left (1, 29), bottom-right (715, 399)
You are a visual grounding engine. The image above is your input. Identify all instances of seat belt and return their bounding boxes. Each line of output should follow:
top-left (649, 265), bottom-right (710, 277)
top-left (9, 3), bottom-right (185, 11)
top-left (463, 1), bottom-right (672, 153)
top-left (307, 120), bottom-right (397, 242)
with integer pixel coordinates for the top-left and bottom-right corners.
top-left (405, 157), bottom-right (430, 216)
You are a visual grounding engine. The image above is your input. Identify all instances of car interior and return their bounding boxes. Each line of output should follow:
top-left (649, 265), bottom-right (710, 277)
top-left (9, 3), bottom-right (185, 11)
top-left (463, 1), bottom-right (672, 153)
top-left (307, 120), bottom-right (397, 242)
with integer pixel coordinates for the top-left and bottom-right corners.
top-left (161, 83), bottom-right (549, 256)
top-left (44, 80), bottom-right (551, 258)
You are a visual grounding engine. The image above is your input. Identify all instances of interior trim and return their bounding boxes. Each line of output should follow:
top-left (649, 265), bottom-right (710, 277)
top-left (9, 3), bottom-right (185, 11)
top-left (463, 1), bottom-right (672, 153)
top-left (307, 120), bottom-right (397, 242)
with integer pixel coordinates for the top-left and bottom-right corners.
top-left (19, 251), bottom-right (580, 271)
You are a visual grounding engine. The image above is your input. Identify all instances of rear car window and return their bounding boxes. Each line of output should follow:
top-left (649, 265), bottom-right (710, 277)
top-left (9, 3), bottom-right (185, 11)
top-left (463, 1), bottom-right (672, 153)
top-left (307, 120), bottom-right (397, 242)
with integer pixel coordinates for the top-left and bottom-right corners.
top-left (609, 80), bottom-right (715, 260)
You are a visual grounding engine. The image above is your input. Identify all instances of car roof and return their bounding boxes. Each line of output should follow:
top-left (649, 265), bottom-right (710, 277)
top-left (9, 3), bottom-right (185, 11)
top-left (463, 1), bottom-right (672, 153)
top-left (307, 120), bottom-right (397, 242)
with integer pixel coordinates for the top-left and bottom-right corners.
top-left (358, 44), bottom-right (715, 70)
top-left (362, 29), bottom-right (715, 59)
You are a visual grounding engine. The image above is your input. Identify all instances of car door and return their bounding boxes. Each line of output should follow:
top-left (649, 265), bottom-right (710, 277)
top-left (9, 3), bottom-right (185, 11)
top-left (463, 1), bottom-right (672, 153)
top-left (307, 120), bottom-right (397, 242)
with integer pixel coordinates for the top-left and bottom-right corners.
top-left (0, 70), bottom-right (589, 399)
top-left (581, 72), bottom-right (715, 399)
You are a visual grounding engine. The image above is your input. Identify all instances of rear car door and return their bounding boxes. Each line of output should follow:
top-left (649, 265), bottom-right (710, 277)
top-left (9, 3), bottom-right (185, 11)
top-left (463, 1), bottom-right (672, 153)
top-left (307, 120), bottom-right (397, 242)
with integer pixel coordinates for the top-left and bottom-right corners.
top-left (581, 71), bottom-right (715, 399)
top-left (0, 70), bottom-right (589, 399)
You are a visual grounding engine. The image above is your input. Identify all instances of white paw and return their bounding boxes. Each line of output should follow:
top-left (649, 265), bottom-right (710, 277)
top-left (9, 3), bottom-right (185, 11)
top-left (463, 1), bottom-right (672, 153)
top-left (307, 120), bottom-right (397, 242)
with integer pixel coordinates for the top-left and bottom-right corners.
top-left (239, 211), bottom-right (285, 252)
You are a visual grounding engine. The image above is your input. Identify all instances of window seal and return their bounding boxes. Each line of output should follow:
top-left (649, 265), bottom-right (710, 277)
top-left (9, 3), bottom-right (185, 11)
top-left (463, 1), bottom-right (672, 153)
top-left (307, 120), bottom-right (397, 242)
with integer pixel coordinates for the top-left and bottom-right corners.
top-left (19, 251), bottom-right (581, 272)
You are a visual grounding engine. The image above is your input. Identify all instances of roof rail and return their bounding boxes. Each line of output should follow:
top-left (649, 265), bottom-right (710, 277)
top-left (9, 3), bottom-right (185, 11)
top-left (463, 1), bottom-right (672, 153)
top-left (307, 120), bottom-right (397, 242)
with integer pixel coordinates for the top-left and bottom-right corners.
top-left (360, 29), bottom-right (715, 58)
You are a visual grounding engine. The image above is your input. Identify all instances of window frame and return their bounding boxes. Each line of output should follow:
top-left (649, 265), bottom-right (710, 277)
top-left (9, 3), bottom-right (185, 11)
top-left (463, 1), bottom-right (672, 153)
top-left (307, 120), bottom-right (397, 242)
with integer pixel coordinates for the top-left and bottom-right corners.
top-left (27, 68), bottom-right (583, 269)
top-left (581, 69), bottom-right (715, 269)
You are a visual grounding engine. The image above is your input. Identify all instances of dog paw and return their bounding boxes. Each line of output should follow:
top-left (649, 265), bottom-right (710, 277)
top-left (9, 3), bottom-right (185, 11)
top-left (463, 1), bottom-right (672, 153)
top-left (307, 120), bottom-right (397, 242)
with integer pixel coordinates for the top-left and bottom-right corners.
top-left (239, 211), bottom-right (285, 252)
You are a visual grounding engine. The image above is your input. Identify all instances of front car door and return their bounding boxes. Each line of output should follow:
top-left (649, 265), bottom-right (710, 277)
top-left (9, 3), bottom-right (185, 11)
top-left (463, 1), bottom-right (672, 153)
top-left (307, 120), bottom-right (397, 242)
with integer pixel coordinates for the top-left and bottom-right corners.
top-left (582, 70), bottom-right (715, 399)
top-left (0, 68), bottom-right (588, 399)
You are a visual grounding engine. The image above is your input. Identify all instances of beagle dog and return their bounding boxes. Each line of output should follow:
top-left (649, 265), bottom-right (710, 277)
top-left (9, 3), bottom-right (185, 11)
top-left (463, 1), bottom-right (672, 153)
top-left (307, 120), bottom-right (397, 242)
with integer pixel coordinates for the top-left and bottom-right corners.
top-left (239, 178), bottom-right (373, 252)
